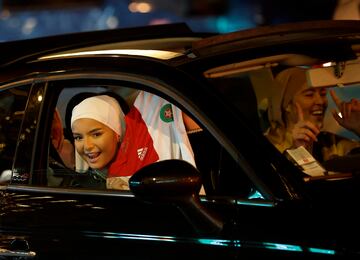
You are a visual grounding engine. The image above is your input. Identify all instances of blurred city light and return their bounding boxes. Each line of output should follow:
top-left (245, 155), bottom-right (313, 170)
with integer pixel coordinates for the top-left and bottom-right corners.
top-left (0, 0), bottom-right (340, 42)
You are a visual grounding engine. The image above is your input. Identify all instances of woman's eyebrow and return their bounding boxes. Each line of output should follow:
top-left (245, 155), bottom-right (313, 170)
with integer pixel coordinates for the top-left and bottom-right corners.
top-left (72, 127), bottom-right (103, 136)
top-left (303, 89), bottom-right (316, 93)
top-left (89, 128), bottom-right (103, 133)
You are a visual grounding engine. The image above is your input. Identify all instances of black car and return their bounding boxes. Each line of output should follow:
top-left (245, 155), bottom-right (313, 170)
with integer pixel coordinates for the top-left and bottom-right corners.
top-left (1, 20), bottom-right (360, 259)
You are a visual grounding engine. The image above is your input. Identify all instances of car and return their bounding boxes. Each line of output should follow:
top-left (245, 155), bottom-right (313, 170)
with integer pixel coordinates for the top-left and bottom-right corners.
top-left (1, 20), bottom-right (360, 259)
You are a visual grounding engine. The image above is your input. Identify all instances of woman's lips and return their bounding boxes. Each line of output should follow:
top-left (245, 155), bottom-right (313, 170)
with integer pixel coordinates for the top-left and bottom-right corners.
top-left (86, 152), bottom-right (101, 164)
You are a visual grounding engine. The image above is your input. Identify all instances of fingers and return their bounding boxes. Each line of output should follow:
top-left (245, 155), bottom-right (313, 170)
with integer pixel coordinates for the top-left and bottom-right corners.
top-left (304, 121), bottom-right (320, 136)
top-left (294, 130), bottom-right (317, 142)
top-left (292, 126), bottom-right (317, 149)
top-left (344, 101), bottom-right (352, 119)
top-left (292, 102), bottom-right (320, 148)
top-left (302, 124), bottom-right (319, 142)
top-left (334, 97), bottom-right (356, 121)
top-left (351, 98), bottom-right (360, 111)
top-left (331, 108), bottom-right (341, 124)
top-left (330, 89), bottom-right (349, 122)
top-left (351, 98), bottom-right (360, 106)
top-left (330, 89), bottom-right (342, 110)
top-left (293, 121), bottom-right (320, 143)
top-left (295, 102), bottom-right (304, 122)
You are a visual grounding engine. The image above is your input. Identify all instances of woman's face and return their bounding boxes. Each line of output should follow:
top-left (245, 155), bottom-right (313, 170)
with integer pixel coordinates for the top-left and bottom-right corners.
top-left (72, 118), bottom-right (119, 170)
top-left (293, 87), bottom-right (328, 127)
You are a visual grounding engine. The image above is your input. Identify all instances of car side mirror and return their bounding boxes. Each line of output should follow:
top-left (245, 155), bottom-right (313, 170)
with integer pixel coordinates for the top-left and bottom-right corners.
top-left (129, 159), bottom-right (223, 235)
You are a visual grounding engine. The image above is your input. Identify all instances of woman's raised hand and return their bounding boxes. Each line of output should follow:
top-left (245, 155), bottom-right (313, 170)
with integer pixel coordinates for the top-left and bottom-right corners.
top-left (330, 89), bottom-right (360, 136)
top-left (291, 102), bottom-right (320, 149)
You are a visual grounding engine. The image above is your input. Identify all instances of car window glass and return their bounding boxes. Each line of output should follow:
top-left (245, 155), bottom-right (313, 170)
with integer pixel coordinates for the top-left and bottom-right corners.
top-left (204, 55), bottom-right (360, 184)
top-left (0, 85), bottom-right (30, 185)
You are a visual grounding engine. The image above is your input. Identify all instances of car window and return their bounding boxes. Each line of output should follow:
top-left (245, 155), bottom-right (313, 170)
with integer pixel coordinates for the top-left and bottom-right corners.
top-left (0, 85), bottom-right (30, 185)
top-left (41, 81), bottom-right (257, 199)
top-left (204, 54), bottom-right (360, 184)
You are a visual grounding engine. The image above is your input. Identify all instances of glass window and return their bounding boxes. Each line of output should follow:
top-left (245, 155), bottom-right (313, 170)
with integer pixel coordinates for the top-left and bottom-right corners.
top-left (0, 85), bottom-right (30, 184)
top-left (204, 55), bottom-right (360, 185)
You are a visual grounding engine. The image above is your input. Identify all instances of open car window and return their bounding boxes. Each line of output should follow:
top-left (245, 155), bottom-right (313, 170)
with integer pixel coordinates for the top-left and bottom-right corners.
top-left (203, 53), bottom-right (360, 184)
top-left (44, 81), bottom-right (257, 199)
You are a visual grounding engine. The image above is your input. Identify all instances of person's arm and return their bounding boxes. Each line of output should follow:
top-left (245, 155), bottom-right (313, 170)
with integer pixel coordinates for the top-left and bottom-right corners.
top-left (51, 108), bottom-right (75, 169)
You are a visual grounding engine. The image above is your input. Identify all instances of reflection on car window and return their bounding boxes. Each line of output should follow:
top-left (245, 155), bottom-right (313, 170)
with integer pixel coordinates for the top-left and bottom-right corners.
top-left (0, 85), bottom-right (30, 184)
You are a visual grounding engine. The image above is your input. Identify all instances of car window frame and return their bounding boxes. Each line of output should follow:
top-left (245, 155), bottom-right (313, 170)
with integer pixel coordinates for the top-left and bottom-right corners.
top-left (0, 81), bottom-right (35, 186)
top-left (13, 70), bottom-right (269, 201)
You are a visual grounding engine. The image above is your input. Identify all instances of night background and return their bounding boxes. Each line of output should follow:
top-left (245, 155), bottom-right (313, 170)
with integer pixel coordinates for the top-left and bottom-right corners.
top-left (0, 0), bottom-right (346, 42)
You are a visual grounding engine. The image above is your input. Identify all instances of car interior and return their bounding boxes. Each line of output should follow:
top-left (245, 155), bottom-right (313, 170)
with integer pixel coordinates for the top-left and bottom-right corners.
top-left (203, 52), bottom-right (360, 183)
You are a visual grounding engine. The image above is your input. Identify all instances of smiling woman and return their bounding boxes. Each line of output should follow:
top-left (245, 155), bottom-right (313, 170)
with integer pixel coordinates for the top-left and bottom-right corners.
top-left (265, 66), bottom-right (360, 165)
top-left (71, 95), bottom-right (124, 177)
top-left (65, 90), bottom-right (197, 190)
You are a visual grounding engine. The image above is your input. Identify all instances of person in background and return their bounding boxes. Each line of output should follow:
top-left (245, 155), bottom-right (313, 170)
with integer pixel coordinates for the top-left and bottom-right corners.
top-left (71, 92), bottom-right (196, 190)
top-left (51, 108), bottom-right (75, 169)
top-left (265, 67), bottom-right (360, 163)
top-left (48, 108), bottom-right (75, 186)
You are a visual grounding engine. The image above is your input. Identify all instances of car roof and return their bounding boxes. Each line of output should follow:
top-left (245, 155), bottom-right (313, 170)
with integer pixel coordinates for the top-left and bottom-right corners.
top-left (0, 22), bottom-right (209, 67)
top-left (192, 20), bottom-right (360, 57)
top-left (2, 20), bottom-right (360, 71)
top-left (167, 20), bottom-right (360, 74)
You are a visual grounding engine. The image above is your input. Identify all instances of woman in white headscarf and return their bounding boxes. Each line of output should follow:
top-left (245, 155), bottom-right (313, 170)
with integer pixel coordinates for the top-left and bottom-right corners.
top-left (71, 92), bottom-right (196, 190)
top-left (71, 95), bottom-right (126, 171)
top-left (265, 67), bottom-right (360, 163)
top-left (71, 95), bottom-right (127, 188)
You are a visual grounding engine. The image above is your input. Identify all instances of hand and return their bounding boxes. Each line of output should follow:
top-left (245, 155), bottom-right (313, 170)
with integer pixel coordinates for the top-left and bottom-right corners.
top-left (291, 102), bottom-right (320, 149)
top-left (330, 89), bottom-right (360, 136)
top-left (106, 177), bottom-right (130, 190)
